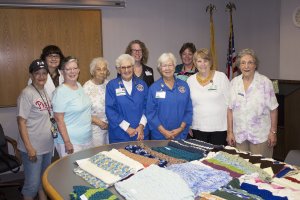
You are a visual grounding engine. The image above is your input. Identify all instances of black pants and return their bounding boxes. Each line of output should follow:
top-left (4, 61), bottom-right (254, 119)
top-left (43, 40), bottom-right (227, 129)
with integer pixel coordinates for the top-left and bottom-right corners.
top-left (191, 130), bottom-right (227, 146)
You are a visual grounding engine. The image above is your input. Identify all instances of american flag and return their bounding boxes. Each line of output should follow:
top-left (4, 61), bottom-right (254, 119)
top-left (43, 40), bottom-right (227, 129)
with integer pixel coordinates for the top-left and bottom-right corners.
top-left (226, 11), bottom-right (238, 80)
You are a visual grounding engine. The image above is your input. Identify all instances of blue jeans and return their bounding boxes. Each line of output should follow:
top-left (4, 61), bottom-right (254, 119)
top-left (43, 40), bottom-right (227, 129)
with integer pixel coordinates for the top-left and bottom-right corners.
top-left (21, 151), bottom-right (52, 198)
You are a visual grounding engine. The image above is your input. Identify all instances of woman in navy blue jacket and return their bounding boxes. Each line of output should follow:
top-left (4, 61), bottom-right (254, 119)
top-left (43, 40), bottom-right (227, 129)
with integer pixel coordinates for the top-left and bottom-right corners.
top-left (146, 52), bottom-right (193, 140)
top-left (105, 54), bottom-right (149, 143)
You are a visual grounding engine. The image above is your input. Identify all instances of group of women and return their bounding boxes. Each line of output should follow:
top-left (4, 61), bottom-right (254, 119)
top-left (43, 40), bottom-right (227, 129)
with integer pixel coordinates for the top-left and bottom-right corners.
top-left (16, 41), bottom-right (278, 200)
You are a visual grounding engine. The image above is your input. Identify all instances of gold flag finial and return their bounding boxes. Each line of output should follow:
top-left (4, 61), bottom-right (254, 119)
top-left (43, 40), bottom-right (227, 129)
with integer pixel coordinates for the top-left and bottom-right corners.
top-left (226, 2), bottom-right (236, 12)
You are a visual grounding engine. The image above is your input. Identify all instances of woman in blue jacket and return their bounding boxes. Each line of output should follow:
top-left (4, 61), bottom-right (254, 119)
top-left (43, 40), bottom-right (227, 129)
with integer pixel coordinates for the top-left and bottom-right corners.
top-left (146, 52), bottom-right (193, 140)
top-left (105, 54), bottom-right (149, 143)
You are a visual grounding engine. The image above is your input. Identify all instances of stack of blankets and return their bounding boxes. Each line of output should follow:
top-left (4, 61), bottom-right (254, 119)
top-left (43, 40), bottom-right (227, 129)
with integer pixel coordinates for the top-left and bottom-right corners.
top-left (72, 139), bottom-right (300, 200)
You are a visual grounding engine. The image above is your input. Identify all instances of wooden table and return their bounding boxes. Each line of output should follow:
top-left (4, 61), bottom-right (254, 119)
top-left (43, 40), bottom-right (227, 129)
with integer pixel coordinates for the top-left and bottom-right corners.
top-left (42, 140), bottom-right (168, 200)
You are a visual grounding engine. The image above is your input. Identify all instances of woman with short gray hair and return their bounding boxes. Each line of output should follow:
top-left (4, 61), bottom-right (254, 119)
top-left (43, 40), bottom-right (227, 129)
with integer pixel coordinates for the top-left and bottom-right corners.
top-left (83, 57), bottom-right (110, 146)
top-left (146, 52), bottom-right (193, 140)
top-left (227, 48), bottom-right (278, 158)
top-left (105, 54), bottom-right (149, 143)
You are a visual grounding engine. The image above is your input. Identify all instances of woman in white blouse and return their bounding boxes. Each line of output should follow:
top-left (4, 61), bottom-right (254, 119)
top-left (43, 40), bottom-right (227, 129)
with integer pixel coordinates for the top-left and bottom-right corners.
top-left (83, 57), bottom-right (110, 146)
top-left (187, 48), bottom-right (229, 145)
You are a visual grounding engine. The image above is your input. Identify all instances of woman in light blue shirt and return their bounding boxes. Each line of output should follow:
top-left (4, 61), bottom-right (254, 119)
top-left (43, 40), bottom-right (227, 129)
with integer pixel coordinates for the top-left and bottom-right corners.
top-left (52, 56), bottom-right (92, 157)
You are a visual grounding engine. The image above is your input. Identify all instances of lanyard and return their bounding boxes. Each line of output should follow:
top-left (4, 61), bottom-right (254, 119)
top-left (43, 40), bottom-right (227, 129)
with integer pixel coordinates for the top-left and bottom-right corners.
top-left (31, 84), bottom-right (52, 117)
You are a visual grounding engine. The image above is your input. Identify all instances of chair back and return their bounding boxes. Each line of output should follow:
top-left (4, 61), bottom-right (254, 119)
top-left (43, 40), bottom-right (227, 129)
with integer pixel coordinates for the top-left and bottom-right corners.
top-left (0, 124), bottom-right (6, 147)
top-left (0, 124), bottom-right (21, 173)
top-left (0, 124), bottom-right (8, 155)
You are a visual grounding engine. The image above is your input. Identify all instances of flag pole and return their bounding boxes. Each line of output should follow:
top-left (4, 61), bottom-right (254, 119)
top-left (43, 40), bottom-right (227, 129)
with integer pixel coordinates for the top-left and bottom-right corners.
top-left (206, 4), bottom-right (218, 70)
top-left (226, 2), bottom-right (237, 79)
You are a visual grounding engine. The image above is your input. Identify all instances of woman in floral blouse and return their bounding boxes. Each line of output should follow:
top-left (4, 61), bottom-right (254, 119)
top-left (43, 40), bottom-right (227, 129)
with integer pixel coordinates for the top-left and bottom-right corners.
top-left (83, 57), bottom-right (110, 146)
top-left (227, 49), bottom-right (278, 158)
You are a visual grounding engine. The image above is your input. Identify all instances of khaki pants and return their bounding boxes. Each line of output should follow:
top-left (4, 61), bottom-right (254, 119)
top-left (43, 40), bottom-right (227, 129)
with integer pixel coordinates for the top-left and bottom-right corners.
top-left (236, 140), bottom-right (273, 158)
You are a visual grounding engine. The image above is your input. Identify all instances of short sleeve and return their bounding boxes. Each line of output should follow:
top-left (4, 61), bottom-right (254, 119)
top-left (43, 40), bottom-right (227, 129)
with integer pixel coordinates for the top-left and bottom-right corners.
top-left (52, 87), bottom-right (67, 113)
top-left (17, 89), bottom-right (32, 119)
top-left (221, 73), bottom-right (230, 106)
top-left (265, 79), bottom-right (279, 111)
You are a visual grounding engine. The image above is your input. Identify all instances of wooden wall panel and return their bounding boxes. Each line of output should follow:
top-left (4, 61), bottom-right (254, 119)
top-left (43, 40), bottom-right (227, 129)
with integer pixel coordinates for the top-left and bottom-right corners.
top-left (0, 8), bottom-right (102, 107)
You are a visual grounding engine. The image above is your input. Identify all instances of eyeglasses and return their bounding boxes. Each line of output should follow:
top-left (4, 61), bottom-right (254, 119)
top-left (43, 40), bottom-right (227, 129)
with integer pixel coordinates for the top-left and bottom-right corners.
top-left (47, 54), bottom-right (60, 59)
top-left (240, 61), bottom-right (254, 66)
top-left (120, 65), bottom-right (132, 70)
top-left (131, 49), bottom-right (142, 53)
top-left (64, 67), bottom-right (79, 72)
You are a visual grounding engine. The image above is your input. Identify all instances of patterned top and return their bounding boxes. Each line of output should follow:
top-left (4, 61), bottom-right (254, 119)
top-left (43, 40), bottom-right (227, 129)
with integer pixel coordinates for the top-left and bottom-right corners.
top-left (229, 72), bottom-right (278, 144)
top-left (83, 80), bottom-right (108, 141)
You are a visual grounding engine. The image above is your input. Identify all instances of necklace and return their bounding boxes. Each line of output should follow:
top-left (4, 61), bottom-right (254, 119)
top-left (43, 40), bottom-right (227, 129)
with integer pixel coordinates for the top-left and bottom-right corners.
top-left (196, 71), bottom-right (213, 85)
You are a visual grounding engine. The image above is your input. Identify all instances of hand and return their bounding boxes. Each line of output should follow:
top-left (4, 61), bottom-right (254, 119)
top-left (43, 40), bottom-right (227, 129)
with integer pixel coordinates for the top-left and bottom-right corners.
top-left (170, 127), bottom-right (183, 138)
top-left (162, 130), bottom-right (174, 140)
top-left (65, 141), bottom-right (74, 154)
top-left (98, 121), bottom-right (108, 130)
top-left (136, 124), bottom-right (144, 141)
top-left (27, 146), bottom-right (37, 162)
top-left (268, 131), bottom-right (277, 147)
top-left (226, 132), bottom-right (236, 146)
top-left (126, 127), bottom-right (137, 137)
top-left (189, 129), bottom-right (193, 137)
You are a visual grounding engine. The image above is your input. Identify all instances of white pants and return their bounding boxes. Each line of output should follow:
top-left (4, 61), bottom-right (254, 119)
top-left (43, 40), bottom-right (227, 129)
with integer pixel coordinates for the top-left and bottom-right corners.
top-left (55, 140), bottom-right (93, 158)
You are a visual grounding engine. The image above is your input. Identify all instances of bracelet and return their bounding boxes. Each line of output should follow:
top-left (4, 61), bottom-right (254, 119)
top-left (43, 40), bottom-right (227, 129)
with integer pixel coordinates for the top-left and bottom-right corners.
top-left (270, 130), bottom-right (277, 134)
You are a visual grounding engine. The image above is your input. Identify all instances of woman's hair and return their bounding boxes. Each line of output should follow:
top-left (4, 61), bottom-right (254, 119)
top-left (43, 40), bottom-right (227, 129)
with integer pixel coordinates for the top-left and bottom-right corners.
top-left (115, 54), bottom-right (135, 68)
top-left (179, 42), bottom-right (196, 56)
top-left (236, 48), bottom-right (259, 68)
top-left (193, 48), bottom-right (213, 69)
top-left (125, 40), bottom-right (149, 64)
top-left (157, 52), bottom-right (177, 69)
top-left (40, 45), bottom-right (65, 69)
top-left (89, 57), bottom-right (110, 77)
top-left (60, 56), bottom-right (78, 70)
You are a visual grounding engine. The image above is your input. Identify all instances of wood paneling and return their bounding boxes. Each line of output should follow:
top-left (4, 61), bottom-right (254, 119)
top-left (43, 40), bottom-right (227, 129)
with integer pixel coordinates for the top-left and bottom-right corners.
top-left (0, 8), bottom-right (102, 107)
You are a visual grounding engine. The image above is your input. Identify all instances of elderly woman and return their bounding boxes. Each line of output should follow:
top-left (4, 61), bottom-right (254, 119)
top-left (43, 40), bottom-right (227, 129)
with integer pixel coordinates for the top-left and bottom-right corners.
top-left (83, 57), bottom-right (110, 147)
top-left (28, 45), bottom-right (65, 99)
top-left (187, 49), bottom-right (229, 145)
top-left (125, 40), bottom-right (154, 86)
top-left (146, 53), bottom-right (193, 140)
top-left (17, 59), bottom-right (54, 200)
top-left (105, 54), bottom-right (149, 143)
top-left (175, 42), bottom-right (197, 81)
top-left (52, 56), bottom-right (92, 157)
top-left (227, 48), bottom-right (278, 158)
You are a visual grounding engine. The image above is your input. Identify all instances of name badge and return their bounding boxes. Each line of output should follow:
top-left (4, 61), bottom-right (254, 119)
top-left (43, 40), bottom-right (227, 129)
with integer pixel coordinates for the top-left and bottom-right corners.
top-left (145, 70), bottom-right (152, 76)
top-left (116, 88), bottom-right (126, 96)
top-left (208, 85), bottom-right (217, 91)
top-left (155, 91), bottom-right (166, 98)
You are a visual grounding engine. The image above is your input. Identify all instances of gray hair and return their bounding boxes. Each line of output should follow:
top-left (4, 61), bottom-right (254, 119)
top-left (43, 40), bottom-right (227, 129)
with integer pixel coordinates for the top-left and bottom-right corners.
top-left (61, 56), bottom-right (78, 70)
top-left (157, 52), bottom-right (177, 70)
top-left (89, 57), bottom-right (109, 76)
top-left (115, 54), bottom-right (134, 68)
top-left (236, 48), bottom-right (259, 68)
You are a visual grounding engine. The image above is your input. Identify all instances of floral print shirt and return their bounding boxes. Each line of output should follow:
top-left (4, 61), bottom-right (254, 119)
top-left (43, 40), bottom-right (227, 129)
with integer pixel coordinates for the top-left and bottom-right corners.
top-left (229, 72), bottom-right (278, 144)
top-left (83, 79), bottom-right (108, 136)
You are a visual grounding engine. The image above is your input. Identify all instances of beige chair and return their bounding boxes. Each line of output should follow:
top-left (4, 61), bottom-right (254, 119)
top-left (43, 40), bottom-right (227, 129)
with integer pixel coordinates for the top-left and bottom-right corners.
top-left (284, 150), bottom-right (300, 167)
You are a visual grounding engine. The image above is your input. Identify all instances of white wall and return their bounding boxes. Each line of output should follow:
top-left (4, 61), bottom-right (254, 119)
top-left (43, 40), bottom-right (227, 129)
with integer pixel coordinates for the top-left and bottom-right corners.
top-left (0, 0), bottom-right (291, 141)
top-left (101, 0), bottom-right (280, 80)
top-left (280, 0), bottom-right (300, 80)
